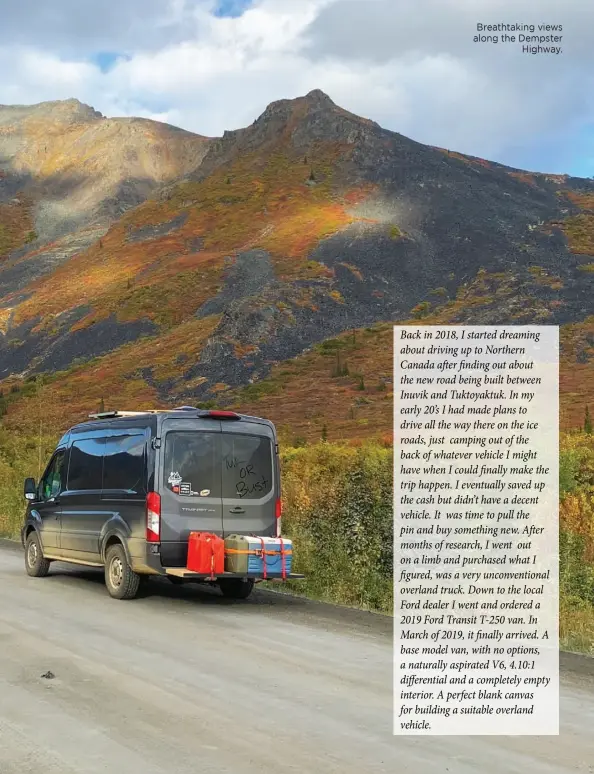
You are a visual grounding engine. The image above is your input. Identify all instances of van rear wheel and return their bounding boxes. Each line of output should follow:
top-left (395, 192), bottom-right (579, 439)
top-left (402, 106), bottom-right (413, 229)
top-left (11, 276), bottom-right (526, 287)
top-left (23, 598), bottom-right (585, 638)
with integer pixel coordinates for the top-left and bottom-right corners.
top-left (25, 532), bottom-right (51, 578)
top-left (105, 544), bottom-right (141, 600)
top-left (219, 578), bottom-right (254, 600)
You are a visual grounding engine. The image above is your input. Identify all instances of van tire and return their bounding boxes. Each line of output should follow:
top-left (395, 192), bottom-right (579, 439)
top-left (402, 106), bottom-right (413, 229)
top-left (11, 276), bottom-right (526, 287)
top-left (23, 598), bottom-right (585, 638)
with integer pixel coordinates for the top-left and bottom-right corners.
top-left (219, 578), bottom-right (254, 600)
top-left (105, 544), bottom-right (141, 600)
top-left (25, 532), bottom-right (51, 578)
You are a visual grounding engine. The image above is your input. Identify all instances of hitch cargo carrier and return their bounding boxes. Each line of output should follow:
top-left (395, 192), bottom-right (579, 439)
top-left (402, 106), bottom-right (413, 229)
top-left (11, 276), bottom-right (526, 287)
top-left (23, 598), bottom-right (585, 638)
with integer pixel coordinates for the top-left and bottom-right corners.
top-left (165, 568), bottom-right (306, 581)
top-left (178, 532), bottom-right (303, 582)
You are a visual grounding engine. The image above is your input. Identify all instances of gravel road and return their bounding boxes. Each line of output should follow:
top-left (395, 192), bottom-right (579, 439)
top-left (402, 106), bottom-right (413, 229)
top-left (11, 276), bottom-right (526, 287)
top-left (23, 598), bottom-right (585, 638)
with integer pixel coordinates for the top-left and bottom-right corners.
top-left (0, 541), bottom-right (593, 773)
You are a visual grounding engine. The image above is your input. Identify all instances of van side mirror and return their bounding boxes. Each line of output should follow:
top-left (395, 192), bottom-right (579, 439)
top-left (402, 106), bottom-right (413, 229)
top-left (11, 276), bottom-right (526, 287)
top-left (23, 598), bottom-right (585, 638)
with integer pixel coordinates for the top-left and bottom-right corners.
top-left (24, 478), bottom-right (37, 501)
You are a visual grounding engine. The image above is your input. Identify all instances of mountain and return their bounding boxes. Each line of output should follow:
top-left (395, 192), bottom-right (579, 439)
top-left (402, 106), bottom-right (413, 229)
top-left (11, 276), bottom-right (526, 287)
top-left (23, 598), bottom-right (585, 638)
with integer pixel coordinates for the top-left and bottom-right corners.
top-left (1, 90), bottom-right (593, 440)
top-left (0, 98), bottom-right (210, 315)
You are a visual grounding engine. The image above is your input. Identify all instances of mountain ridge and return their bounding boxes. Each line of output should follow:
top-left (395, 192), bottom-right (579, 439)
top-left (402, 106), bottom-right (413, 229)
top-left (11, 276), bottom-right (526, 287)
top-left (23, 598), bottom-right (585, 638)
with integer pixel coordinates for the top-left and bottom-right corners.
top-left (0, 97), bottom-right (212, 249)
top-left (1, 90), bottom-right (594, 438)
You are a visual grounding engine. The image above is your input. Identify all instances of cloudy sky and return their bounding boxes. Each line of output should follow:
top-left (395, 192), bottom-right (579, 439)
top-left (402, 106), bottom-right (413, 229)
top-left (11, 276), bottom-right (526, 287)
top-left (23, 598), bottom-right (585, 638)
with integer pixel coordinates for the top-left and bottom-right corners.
top-left (1, 0), bottom-right (592, 176)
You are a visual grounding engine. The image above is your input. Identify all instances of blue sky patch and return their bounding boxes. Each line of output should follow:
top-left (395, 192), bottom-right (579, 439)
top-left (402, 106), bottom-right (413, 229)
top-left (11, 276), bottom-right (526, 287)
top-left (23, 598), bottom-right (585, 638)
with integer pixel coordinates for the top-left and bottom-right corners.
top-left (502, 126), bottom-right (593, 178)
top-left (565, 126), bottom-right (594, 178)
top-left (213, 0), bottom-right (253, 18)
top-left (92, 51), bottom-right (127, 73)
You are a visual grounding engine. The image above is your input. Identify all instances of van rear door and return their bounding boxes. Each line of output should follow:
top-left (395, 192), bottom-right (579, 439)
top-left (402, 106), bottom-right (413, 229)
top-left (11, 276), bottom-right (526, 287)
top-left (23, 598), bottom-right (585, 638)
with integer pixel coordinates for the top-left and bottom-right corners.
top-left (158, 417), bottom-right (224, 567)
top-left (220, 421), bottom-right (277, 538)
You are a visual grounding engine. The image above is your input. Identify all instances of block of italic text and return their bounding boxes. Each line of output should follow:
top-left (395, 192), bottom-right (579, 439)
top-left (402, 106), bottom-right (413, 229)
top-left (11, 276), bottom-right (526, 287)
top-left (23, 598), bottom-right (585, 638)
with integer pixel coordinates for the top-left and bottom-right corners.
top-left (393, 325), bottom-right (559, 736)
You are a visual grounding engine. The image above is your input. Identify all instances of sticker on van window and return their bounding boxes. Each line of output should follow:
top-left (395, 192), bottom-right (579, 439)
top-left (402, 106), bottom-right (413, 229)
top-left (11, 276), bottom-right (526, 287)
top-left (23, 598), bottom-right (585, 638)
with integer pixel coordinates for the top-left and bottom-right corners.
top-left (168, 471), bottom-right (182, 485)
top-left (199, 489), bottom-right (210, 497)
top-left (179, 482), bottom-right (191, 496)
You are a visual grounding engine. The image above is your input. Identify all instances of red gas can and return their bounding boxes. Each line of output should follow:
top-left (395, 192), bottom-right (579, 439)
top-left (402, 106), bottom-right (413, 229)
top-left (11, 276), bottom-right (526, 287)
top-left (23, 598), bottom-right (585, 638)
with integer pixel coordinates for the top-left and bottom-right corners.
top-left (187, 532), bottom-right (225, 576)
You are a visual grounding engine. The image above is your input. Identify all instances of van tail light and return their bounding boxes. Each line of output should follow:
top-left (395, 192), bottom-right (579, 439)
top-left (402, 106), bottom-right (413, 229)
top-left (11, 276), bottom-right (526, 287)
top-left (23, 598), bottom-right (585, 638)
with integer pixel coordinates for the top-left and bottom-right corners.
top-left (202, 410), bottom-right (240, 420)
top-left (275, 498), bottom-right (282, 536)
top-left (146, 492), bottom-right (161, 543)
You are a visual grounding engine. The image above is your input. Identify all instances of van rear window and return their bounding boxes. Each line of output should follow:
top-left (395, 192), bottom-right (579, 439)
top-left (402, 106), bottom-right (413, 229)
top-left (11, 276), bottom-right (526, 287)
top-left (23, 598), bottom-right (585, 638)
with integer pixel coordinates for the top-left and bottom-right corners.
top-left (162, 431), bottom-right (273, 499)
top-left (163, 431), bottom-right (221, 497)
top-left (221, 434), bottom-right (273, 500)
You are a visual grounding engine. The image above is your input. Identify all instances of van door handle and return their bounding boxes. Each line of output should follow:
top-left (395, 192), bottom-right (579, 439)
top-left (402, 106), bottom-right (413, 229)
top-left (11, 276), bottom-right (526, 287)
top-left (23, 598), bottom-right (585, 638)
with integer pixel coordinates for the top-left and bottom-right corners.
top-left (229, 507), bottom-right (245, 514)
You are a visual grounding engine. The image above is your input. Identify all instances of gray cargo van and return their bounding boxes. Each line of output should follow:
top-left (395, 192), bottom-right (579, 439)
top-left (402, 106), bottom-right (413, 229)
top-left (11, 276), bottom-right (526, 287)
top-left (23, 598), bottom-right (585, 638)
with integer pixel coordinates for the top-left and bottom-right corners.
top-left (21, 407), bottom-right (288, 600)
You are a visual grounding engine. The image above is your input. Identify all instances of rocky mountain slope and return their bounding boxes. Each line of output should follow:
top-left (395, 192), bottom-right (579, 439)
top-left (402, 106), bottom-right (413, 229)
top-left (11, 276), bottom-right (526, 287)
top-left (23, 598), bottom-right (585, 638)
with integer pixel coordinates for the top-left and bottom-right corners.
top-left (1, 90), bottom-right (593, 439)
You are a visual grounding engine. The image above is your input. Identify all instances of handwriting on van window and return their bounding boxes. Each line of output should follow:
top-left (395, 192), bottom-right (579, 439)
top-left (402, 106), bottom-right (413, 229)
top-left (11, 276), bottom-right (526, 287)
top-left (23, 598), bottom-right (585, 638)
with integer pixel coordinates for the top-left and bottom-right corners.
top-left (225, 453), bottom-right (258, 480)
top-left (224, 455), bottom-right (246, 470)
top-left (236, 475), bottom-right (269, 498)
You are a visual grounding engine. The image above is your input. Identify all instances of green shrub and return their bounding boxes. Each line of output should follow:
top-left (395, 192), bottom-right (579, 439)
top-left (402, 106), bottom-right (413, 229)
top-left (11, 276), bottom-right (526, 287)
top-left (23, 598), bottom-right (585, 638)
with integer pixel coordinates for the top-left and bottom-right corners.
top-left (278, 443), bottom-right (393, 612)
top-left (411, 301), bottom-right (431, 319)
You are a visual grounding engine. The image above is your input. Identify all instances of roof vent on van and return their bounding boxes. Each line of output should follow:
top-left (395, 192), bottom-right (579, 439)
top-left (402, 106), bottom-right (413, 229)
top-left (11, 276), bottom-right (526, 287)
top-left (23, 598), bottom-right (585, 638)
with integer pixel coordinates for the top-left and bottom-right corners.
top-left (173, 406), bottom-right (198, 411)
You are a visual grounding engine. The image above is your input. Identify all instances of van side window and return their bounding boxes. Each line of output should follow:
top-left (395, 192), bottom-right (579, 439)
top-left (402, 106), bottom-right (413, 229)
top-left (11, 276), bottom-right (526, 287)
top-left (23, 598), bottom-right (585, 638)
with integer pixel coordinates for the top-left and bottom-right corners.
top-left (163, 431), bottom-right (221, 496)
top-left (103, 434), bottom-right (146, 493)
top-left (39, 450), bottom-right (67, 501)
top-left (221, 434), bottom-right (273, 500)
top-left (67, 438), bottom-right (105, 491)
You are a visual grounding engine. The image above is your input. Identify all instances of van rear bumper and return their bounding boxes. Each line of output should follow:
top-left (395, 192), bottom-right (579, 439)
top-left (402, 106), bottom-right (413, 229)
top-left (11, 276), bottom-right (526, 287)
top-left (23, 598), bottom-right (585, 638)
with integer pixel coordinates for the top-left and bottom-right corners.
top-left (130, 540), bottom-right (195, 575)
top-left (128, 541), bottom-right (169, 575)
